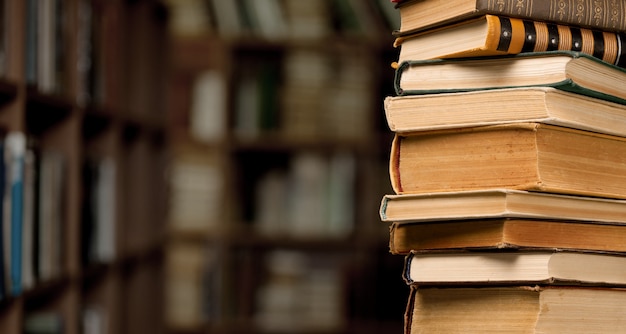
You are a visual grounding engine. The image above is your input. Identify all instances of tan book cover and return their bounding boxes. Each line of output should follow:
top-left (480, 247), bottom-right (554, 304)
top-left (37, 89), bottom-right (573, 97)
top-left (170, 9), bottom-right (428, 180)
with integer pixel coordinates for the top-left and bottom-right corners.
top-left (385, 87), bottom-right (626, 136)
top-left (380, 189), bottom-right (626, 224)
top-left (389, 123), bottom-right (626, 198)
top-left (405, 285), bottom-right (626, 334)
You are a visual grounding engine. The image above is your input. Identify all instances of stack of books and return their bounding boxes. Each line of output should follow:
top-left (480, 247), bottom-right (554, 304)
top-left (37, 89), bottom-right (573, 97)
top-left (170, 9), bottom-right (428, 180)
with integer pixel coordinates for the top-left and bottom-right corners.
top-left (381, 0), bottom-right (626, 332)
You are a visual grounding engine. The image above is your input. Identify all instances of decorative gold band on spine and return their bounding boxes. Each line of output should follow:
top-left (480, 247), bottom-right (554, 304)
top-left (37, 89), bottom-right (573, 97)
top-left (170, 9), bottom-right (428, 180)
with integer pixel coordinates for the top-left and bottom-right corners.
top-left (557, 25), bottom-right (572, 50)
top-left (603, 32), bottom-right (618, 64)
top-left (508, 18), bottom-right (526, 53)
top-left (533, 21), bottom-right (549, 51)
top-left (580, 29), bottom-right (595, 55)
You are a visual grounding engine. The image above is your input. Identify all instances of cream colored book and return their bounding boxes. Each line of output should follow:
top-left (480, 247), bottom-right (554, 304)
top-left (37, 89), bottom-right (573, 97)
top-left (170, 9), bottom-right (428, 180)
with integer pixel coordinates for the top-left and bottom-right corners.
top-left (385, 87), bottom-right (626, 135)
top-left (406, 285), bottom-right (626, 334)
top-left (380, 189), bottom-right (626, 224)
top-left (403, 251), bottom-right (626, 285)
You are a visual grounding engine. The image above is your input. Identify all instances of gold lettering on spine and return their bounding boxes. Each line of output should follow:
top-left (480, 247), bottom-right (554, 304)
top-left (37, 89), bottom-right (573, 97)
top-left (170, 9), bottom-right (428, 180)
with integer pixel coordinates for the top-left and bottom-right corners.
top-left (609, 0), bottom-right (620, 29)
top-left (556, 0), bottom-right (567, 20)
top-left (593, 0), bottom-right (605, 26)
top-left (516, 0), bottom-right (526, 14)
top-left (496, 0), bottom-right (506, 11)
top-left (576, 0), bottom-right (586, 24)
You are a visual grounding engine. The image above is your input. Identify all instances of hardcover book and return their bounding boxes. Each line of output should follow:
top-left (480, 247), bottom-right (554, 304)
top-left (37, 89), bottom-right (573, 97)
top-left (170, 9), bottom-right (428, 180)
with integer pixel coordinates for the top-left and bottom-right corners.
top-left (389, 123), bottom-right (626, 198)
top-left (385, 87), bottom-right (626, 135)
top-left (394, 52), bottom-right (626, 104)
top-left (405, 285), bottom-right (626, 334)
top-left (380, 189), bottom-right (626, 224)
top-left (394, 15), bottom-right (626, 68)
top-left (393, 0), bottom-right (626, 36)
top-left (402, 251), bottom-right (626, 285)
top-left (389, 218), bottom-right (626, 255)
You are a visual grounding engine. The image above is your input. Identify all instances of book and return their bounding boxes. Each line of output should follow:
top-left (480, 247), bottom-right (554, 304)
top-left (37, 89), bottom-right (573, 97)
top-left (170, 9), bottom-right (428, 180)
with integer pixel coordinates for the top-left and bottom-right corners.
top-left (385, 87), bottom-right (626, 135)
top-left (388, 122), bottom-right (626, 198)
top-left (402, 251), bottom-right (626, 285)
top-left (394, 15), bottom-right (626, 67)
top-left (37, 150), bottom-right (65, 282)
top-left (379, 189), bottom-right (626, 224)
top-left (404, 285), bottom-right (626, 333)
top-left (394, 52), bottom-right (626, 104)
top-left (4, 132), bottom-right (25, 296)
top-left (392, 0), bottom-right (626, 36)
top-left (389, 218), bottom-right (626, 255)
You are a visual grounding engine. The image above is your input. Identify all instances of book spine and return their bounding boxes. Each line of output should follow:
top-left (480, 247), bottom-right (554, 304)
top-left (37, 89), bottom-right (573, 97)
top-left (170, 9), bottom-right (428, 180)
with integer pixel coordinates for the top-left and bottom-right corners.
top-left (490, 15), bottom-right (626, 67)
top-left (478, 0), bottom-right (626, 32)
top-left (6, 132), bottom-right (25, 296)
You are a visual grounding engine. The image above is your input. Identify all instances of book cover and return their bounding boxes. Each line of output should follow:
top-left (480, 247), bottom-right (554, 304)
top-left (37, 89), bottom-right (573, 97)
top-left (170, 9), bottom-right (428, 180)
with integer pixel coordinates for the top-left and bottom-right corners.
top-left (394, 52), bottom-right (626, 106)
top-left (385, 87), bottom-right (626, 135)
top-left (402, 251), bottom-right (626, 285)
top-left (389, 218), bottom-right (626, 255)
top-left (393, 0), bottom-right (626, 36)
top-left (389, 123), bottom-right (626, 198)
top-left (380, 189), bottom-right (626, 224)
top-left (394, 15), bottom-right (626, 68)
top-left (405, 285), bottom-right (626, 334)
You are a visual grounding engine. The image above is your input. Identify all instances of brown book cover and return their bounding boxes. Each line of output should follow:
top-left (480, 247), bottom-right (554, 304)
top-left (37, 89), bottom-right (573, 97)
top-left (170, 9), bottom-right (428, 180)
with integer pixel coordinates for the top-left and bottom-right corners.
top-left (389, 123), bottom-right (626, 199)
top-left (394, 0), bottom-right (626, 36)
top-left (394, 15), bottom-right (626, 68)
top-left (389, 218), bottom-right (626, 255)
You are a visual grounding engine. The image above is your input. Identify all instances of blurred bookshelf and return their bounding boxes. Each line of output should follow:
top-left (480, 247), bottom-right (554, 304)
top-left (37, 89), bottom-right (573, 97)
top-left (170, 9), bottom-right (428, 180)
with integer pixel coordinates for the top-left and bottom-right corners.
top-left (0, 0), bottom-right (169, 333)
top-left (163, 0), bottom-right (407, 333)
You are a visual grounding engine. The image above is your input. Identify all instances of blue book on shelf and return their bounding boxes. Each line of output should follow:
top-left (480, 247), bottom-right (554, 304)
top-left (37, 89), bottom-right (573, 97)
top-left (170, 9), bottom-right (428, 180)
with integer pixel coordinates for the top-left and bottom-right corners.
top-left (0, 137), bottom-right (6, 300)
top-left (6, 132), bottom-right (25, 296)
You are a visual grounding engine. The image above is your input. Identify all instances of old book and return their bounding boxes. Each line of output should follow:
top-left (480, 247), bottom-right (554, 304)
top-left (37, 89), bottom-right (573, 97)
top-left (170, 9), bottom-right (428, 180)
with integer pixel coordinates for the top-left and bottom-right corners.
top-left (389, 123), bottom-right (626, 198)
top-left (380, 189), bottom-right (626, 224)
top-left (393, 0), bottom-right (626, 36)
top-left (394, 15), bottom-right (626, 67)
top-left (394, 52), bottom-right (626, 104)
top-left (385, 87), bottom-right (626, 135)
top-left (389, 218), bottom-right (626, 255)
top-left (403, 251), bottom-right (626, 285)
top-left (405, 285), bottom-right (626, 334)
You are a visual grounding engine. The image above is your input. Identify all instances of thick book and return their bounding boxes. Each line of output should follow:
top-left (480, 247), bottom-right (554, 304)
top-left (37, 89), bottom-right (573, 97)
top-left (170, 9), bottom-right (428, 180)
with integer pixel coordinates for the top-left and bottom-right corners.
top-left (389, 218), bottom-right (626, 255)
top-left (393, 0), bottom-right (626, 36)
top-left (394, 15), bottom-right (626, 68)
top-left (385, 87), bottom-right (626, 135)
top-left (404, 285), bottom-right (626, 334)
top-left (389, 123), bottom-right (626, 198)
top-left (394, 52), bottom-right (626, 105)
top-left (379, 189), bottom-right (626, 224)
top-left (402, 251), bottom-right (626, 285)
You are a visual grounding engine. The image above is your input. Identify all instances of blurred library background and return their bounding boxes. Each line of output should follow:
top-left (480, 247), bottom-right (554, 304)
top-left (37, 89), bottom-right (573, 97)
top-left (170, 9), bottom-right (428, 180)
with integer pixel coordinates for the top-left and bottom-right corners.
top-left (0, 0), bottom-right (406, 333)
